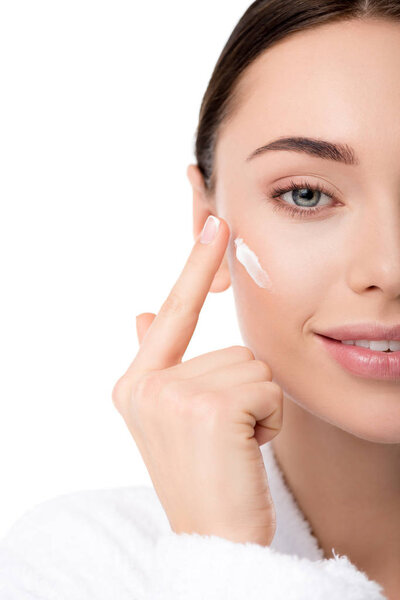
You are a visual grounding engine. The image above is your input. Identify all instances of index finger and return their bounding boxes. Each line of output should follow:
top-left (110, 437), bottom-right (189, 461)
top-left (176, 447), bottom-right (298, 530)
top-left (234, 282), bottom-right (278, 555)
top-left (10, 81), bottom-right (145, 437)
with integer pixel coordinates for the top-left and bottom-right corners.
top-left (132, 215), bottom-right (230, 374)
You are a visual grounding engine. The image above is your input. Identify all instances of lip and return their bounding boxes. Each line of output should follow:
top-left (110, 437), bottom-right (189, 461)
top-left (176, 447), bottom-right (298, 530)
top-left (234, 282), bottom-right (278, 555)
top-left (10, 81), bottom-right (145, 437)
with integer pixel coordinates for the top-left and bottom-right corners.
top-left (315, 334), bottom-right (400, 380)
top-left (316, 322), bottom-right (400, 341)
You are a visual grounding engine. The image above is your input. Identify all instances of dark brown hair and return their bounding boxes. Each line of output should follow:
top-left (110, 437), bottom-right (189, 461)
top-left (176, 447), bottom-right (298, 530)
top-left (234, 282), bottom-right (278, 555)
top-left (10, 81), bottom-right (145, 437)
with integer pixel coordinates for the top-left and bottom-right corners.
top-left (194, 0), bottom-right (400, 196)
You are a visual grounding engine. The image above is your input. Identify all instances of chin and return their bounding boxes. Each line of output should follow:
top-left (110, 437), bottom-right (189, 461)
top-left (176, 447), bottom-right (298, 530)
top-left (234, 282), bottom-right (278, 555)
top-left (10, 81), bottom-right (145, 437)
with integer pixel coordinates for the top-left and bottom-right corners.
top-left (335, 418), bottom-right (400, 444)
top-left (283, 386), bottom-right (400, 444)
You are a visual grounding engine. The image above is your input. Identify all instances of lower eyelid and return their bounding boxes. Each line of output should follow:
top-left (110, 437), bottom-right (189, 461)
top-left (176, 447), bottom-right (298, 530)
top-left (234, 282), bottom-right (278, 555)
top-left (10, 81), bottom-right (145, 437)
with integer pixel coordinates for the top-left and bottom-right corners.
top-left (266, 188), bottom-right (341, 219)
top-left (269, 198), bottom-right (327, 219)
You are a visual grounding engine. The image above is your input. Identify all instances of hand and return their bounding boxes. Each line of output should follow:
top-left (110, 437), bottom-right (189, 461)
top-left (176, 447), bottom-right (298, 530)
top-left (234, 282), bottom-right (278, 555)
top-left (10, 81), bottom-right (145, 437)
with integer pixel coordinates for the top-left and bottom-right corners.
top-left (111, 216), bottom-right (283, 547)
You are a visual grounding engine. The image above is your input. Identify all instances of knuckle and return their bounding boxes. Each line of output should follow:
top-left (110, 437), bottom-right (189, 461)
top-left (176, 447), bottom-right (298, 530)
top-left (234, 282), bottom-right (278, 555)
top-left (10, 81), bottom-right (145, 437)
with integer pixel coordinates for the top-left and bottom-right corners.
top-left (253, 359), bottom-right (273, 380)
top-left (134, 373), bottom-right (185, 419)
top-left (111, 376), bottom-right (130, 410)
top-left (129, 372), bottom-right (163, 423)
top-left (133, 371), bottom-right (162, 403)
top-left (160, 291), bottom-right (186, 316)
top-left (231, 345), bottom-right (255, 361)
top-left (267, 381), bottom-right (284, 402)
top-left (158, 377), bottom-right (182, 403)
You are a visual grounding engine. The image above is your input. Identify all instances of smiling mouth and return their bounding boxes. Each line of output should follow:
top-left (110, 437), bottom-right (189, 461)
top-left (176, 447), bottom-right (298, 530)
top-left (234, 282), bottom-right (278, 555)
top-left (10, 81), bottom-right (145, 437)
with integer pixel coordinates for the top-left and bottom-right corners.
top-left (318, 334), bottom-right (395, 352)
top-left (314, 333), bottom-right (400, 380)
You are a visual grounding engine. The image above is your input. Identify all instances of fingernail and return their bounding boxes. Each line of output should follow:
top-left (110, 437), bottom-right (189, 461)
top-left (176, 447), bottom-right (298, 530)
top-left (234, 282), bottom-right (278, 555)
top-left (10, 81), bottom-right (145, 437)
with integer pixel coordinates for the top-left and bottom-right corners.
top-left (200, 215), bottom-right (220, 244)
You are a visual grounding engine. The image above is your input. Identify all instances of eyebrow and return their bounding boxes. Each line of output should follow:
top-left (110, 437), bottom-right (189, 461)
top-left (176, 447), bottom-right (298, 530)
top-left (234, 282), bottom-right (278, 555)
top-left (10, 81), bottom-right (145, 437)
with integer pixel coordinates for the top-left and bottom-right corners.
top-left (246, 136), bottom-right (360, 166)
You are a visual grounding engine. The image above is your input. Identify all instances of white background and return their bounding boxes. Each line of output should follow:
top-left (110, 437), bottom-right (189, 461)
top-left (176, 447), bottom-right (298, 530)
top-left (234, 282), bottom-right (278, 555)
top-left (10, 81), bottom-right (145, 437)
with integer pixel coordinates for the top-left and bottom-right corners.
top-left (0, 1), bottom-right (251, 537)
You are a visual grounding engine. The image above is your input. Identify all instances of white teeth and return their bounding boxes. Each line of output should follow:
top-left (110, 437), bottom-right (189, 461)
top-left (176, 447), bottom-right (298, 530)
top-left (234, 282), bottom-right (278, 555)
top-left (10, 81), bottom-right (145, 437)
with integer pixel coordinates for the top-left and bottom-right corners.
top-left (355, 340), bottom-right (370, 349)
top-left (340, 339), bottom-right (400, 352)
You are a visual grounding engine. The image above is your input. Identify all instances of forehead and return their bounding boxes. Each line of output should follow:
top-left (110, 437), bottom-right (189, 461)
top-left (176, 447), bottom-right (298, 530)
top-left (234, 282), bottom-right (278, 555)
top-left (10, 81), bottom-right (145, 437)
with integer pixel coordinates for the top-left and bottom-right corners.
top-left (217, 18), bottom-right (400, 166)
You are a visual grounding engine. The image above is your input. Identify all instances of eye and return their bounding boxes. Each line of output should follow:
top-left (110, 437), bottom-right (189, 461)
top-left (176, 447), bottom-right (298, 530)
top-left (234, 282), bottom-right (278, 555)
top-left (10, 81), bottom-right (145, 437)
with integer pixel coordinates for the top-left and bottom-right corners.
top-left (266, 178), bottom-right (339, 219)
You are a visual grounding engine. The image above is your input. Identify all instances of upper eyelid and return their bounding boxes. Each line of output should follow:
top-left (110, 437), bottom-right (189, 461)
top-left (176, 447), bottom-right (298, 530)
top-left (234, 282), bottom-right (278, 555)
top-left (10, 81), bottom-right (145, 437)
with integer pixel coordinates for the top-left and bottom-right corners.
top-left (270, 179), bottom-right (339, 202)
top-left (270, 173), bottom-right (343, 195)
top-left (271, 175), bottom-right (341, 192)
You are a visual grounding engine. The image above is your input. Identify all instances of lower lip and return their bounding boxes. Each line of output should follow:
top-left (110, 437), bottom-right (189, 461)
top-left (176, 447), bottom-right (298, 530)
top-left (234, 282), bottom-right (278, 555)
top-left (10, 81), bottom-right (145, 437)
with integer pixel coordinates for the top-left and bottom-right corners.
top-left (315, 334), bottom-right (400, 381)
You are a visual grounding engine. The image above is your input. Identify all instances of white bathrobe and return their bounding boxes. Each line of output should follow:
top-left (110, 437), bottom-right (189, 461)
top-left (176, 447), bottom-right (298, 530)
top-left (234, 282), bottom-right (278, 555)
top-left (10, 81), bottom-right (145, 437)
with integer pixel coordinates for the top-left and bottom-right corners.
top-left (0, 441), bottom-right (387, 599)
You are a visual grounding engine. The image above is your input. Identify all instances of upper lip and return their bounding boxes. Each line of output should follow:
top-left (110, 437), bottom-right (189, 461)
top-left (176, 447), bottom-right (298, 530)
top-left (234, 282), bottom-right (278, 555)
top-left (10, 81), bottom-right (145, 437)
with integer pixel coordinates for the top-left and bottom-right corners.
top-left (316, 322), bottom-right (400, 341)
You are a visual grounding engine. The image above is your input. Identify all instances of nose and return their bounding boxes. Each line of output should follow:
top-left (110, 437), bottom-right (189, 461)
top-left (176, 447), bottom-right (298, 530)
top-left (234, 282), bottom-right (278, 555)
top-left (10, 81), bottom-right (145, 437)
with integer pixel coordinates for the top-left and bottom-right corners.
top-left (346, 199), bottom-right (400, 300)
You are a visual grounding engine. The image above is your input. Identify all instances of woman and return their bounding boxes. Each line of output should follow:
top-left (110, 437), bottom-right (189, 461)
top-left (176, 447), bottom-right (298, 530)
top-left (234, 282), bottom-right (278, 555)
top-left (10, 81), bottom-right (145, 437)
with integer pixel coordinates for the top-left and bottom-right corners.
top-left (1, 1), bottom-right (399, 598)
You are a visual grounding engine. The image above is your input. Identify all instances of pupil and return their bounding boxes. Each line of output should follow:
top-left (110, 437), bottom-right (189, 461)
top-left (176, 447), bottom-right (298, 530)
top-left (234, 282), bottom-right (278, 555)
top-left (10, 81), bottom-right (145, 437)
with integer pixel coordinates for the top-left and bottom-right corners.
top-left (293, 188), bottom-right (320, 207)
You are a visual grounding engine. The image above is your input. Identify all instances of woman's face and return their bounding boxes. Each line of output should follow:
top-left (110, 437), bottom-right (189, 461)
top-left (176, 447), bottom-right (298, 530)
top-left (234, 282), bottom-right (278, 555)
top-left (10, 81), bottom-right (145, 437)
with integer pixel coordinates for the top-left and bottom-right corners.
top-left (211, 18), bottom-right (400, 443)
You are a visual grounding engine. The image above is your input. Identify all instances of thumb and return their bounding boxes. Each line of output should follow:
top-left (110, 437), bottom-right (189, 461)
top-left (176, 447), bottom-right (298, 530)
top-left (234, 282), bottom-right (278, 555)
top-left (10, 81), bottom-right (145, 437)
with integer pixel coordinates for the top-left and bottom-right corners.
top-left (136, 312), bottom-right (157, 345)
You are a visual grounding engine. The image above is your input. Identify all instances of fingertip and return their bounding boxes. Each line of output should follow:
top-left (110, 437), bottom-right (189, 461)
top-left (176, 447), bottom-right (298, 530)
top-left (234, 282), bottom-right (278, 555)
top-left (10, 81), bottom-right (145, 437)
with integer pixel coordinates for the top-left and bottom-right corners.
top-left (198, 215), bottom-right (230, 247)
top-left (219, 216), bottom-right (232, 241)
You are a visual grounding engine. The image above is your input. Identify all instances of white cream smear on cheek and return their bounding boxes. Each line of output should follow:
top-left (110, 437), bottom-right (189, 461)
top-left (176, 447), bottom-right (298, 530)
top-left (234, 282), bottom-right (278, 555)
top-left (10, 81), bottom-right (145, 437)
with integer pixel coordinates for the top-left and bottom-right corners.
top-left (234, 237), bottom-right (272, 290)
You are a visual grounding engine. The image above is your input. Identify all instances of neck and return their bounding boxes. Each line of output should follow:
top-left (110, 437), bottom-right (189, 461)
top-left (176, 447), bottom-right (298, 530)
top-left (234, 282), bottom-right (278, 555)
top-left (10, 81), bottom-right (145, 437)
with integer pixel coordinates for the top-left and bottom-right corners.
top-left (270, 395), bottom-right (400, 594)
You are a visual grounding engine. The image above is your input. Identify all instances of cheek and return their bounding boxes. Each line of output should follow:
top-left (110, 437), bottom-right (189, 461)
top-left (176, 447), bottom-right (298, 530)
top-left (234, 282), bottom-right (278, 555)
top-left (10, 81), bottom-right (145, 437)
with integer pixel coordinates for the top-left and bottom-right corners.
top-left (233, 237), bottom-right (272, 290)
top-left (227, 231), bottom-right (333, 354)
top-left (226, 231), bottom-right (400, 443)
top-left (230, 231), bottom-right (330, 310)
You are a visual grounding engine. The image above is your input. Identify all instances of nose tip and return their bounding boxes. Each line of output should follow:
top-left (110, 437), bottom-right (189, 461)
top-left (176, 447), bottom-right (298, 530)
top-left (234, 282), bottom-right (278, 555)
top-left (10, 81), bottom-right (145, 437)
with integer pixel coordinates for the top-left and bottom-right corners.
top-left (346, 208), bottom-right (400, 300)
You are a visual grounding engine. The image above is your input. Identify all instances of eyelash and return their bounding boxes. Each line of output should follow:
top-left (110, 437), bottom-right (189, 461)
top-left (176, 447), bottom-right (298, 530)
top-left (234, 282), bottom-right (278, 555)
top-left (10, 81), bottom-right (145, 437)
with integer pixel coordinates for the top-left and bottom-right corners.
top-left (267, 178), bottom-right (339, 219)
